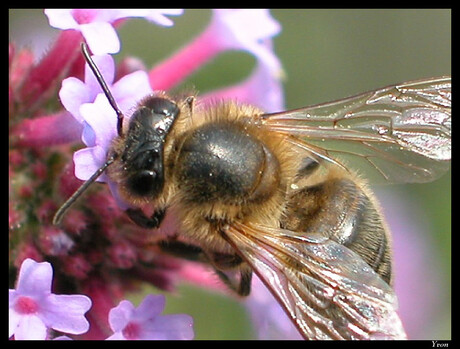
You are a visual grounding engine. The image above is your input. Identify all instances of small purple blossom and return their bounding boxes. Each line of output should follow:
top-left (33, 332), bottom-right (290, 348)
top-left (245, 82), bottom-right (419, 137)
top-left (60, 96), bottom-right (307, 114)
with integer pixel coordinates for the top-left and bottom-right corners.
top-left (60, 53), bottom-right (152, 129)
top-left (45, 9), bottom-right (184, 55)
top-left (60, 54), bottom-right (152, 207)
top-left (106, 295), bottom-right (194, 340)
top-left (149, 9), bottom-right (283, 91)
top-left (9, 258), bottom-right (92, 340)
top-left (59, 54), bottom-right (115, 123)
top-left (209, 9), bottom-right (282, 73)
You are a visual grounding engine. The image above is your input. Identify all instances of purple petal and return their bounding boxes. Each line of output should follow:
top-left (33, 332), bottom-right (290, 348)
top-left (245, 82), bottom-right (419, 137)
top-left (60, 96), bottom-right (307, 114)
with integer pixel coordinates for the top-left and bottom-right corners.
top-left (210, 9), bottom-right (281, 69)
top-left (105, 331), bottom-right (125, 340)
top-left (112, 71), bottom-right (152, 113)
top-left (110, 9), bottom-right (184, 27)
top-left (79, 94), bottom-right (118, 149)
top-left (59, 77), bottom-right (91, 123)
top-left (13, 314), bottom-right (48, 340)
top-left (44, 9), bottom-right (79, 30)
top-left (8, 292), bottom-right (21, 338)
top-left (84, 54), bottom-right (115, 93)
top-left (134, 295), bottom-right (165, 321)
top-left (142, 9), bottom-right (184, 27)
top-left (15, 259), bottom-right (53, 296)
top-left (143, 314), bottom-right (194, 340)
top-left (80, 22), bottom-right (120, 55)
top-left (81, 121), bottom-right (96, 147)
top-left (107, 295), bottom-right (194, 340)
top-left (41, 294), bottom-right (91, 335)
top-left (60, 55), bottom-right (115, 123)
top-left (108, 300), bottom-right (135, 332)
top-left (73, 146), bottom-right (108, 182)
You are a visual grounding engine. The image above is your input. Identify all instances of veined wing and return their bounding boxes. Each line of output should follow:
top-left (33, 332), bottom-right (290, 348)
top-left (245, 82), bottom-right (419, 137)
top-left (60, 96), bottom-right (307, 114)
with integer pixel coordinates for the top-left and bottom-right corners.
top-left (224, 223), bottom-right (406, 340)
top-left (260, 77), bottom-right (451, 183)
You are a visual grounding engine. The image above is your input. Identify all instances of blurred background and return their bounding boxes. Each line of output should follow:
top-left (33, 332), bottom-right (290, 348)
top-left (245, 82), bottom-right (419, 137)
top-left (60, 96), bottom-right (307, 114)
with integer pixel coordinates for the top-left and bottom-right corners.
top-left (10, 9), bottom-right (451, 339)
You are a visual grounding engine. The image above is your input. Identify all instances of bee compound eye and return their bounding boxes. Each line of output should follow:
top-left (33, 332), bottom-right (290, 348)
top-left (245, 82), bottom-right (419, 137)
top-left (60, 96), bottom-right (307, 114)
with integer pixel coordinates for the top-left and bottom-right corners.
top-left (126, 170), bottom-right (161, 198)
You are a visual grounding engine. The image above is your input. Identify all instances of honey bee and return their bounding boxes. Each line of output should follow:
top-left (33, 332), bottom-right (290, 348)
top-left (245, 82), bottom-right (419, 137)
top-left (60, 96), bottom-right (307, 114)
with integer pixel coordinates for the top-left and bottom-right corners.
top-left (54, 43), bottom-right (451, 340)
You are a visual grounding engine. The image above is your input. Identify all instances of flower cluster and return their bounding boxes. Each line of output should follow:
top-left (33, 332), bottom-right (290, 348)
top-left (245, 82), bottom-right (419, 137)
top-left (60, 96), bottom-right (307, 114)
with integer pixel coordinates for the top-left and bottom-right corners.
top-left (9, 259), bottom-right (193, 340)
top-left (9, 9), bottom-right (286, 340)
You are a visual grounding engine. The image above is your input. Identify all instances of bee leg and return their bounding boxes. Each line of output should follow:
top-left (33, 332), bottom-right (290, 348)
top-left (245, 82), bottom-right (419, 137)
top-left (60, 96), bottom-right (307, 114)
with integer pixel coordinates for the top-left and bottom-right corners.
top-left (209, 253), bottom-right (253, 296)
top-left (158, 240), bottom-right (253, 296)
top-left (125, 208), bottom-right (165, 229)
top-left (213, 266), bottom-right (253, 297)
top-left (158, 240), bottom-right (208, 262)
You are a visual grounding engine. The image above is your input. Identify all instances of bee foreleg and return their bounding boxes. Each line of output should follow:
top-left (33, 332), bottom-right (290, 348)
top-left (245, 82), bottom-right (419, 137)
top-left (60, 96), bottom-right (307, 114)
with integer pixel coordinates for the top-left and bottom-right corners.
top-left (158, 240), bottom-right (208, 262)
top-left (209, 253), bottom-right (253, 296)
top-left (125, 207), bottom-right (165, 229)
top-left (158, 239), bottom-right (253, 296)
top-left (213, 266), bottom-right (253, 297)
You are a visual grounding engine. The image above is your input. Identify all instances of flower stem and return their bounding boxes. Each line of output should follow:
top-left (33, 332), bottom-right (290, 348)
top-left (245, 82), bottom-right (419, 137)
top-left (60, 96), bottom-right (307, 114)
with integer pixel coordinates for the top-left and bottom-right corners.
top-left (19, 30), bottom-right (83, 110)
top-left (13, 111), bottom-right (82, 147)
top-left (148, 29), bottom-right (221, 91)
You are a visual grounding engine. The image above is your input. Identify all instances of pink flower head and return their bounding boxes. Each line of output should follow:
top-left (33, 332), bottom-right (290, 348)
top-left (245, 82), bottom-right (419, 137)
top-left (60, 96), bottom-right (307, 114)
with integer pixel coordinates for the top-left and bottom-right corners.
top-left (45, 9), bottom-right (184, 54)
top-left (107, 294), bottom-right (194, 340)
top-left (149, 9), bottom-right (283, 92)
top-left (209, 9), bottom-right (282, 73)
top-left (9, 258), bottom-right (92, 340)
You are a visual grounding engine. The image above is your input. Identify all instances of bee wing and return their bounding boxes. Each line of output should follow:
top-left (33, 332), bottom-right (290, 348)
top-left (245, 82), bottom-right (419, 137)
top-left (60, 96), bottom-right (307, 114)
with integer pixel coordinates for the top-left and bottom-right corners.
top-left (224, 223), bottom-right (406, 340)
top-left (260, 76), bottom-right (451, 183)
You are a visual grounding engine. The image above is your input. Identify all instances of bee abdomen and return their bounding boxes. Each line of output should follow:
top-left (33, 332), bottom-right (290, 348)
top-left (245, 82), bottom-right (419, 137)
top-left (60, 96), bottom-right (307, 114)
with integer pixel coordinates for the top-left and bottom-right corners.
top-left (175, 121), bottom-right (280, 205)
top-left (282, 178), bottom-right (392, 284)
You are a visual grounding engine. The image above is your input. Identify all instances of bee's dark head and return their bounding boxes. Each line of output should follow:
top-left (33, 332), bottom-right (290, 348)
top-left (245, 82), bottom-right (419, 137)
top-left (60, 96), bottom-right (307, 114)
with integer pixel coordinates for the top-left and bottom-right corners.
top-left (120, 96), bottom-right (180, 198)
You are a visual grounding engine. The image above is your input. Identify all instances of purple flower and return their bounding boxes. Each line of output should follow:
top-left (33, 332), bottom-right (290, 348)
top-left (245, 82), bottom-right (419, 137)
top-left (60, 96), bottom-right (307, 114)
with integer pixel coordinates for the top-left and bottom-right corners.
top-left (60, 53), bottom-right (152, 128)
top-left (149, 9), bottom-right (283, 91)
top-left (106, 295), bottom-right (194, 340)
top-left (44, 9), bottom-right (184, 54)
top-left (9, 258), bottom-right (92, 340)
top-left (209, 9), bottom-right (282, 73)
top-left (59, 54), bottom-right (115, 124)
top-left (60, 54), bottom-right (152, 208)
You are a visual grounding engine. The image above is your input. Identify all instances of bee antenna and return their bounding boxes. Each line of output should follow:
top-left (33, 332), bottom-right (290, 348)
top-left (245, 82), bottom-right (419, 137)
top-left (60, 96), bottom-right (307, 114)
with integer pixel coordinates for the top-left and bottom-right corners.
top-left (81, 42), bottom-right (125, 137)
top-left (53, 156), bottom-right (116, 226)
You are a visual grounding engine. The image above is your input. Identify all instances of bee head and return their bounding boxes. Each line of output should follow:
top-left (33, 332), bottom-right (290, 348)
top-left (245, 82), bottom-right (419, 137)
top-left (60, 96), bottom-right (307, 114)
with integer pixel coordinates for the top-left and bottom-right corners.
top-left (120, 96), bottom-right (180, 199)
